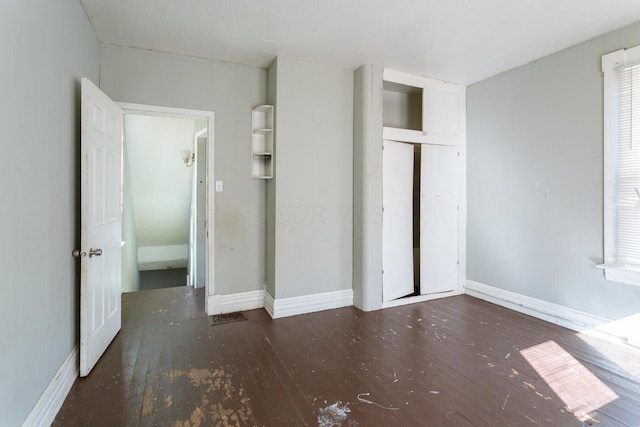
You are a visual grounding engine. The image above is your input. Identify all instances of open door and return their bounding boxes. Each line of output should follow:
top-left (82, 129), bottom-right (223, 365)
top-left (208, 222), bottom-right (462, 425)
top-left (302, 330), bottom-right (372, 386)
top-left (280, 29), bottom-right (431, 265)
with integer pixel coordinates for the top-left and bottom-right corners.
top-left (78, 78), bottom-right (123, 377)
top-left (382, 139), bottom-right (415, 301)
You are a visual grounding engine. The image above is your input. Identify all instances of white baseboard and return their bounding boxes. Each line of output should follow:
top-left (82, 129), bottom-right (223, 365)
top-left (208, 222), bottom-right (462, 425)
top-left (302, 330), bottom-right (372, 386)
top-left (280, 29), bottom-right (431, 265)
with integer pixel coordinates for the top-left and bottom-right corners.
top-left (264, 291), bottom-right (275, 318)
top-left (23, 345), bottom-right (78, 427)
top-left (465, 280), bottom-right (640, 349)
top-left (381, 289), bottom-right (461, 309)
top-left (207, 289), bottom-right (265, 315)
top-left (265, 289), bottom-right (354, 319)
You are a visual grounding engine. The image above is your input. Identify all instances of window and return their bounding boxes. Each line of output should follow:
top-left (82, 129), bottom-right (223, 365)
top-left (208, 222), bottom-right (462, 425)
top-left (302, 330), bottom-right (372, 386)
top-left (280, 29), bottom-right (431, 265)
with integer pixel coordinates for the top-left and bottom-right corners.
top-left (600, 45), bottom-right (640, 286)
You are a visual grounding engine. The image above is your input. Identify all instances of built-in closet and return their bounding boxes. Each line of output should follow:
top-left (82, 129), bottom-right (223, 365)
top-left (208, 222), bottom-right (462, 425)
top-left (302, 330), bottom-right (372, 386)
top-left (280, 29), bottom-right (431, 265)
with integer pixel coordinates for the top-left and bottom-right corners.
top-left (353, 66), bottom-right (466, 311)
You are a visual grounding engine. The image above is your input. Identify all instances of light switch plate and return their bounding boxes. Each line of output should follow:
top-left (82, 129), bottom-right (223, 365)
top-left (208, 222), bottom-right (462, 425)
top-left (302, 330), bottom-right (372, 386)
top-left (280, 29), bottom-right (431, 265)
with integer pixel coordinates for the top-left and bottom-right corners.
top-left (215, 181), bottom-right (223, 192)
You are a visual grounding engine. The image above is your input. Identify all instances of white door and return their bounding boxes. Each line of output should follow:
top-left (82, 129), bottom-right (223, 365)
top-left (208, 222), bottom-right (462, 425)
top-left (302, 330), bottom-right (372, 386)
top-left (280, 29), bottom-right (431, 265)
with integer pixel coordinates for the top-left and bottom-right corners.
top-left (195, 135), bottom-right (207, 288)
top-left (188, 133), bottom-right (207, 288)
top-left (383, 140), bottom-right (415, 302)
top-left (79, 78), bottom-right (123, 377)
top-left (420, 144), bottom-right (458, 294)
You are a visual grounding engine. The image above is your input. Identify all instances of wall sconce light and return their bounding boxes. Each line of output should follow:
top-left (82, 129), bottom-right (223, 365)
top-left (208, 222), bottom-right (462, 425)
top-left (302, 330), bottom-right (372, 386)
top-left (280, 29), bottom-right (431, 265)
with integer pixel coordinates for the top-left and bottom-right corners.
top-left (180, 149), bottom-right (195, 167)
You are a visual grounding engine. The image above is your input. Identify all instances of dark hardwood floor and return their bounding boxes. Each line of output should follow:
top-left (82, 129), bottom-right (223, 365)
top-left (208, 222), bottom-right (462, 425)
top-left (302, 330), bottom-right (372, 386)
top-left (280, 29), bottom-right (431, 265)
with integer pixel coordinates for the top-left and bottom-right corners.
top-left (138, 268), bottom-right (188, 291)
top-left (54, 287), bottom-right (640, 426)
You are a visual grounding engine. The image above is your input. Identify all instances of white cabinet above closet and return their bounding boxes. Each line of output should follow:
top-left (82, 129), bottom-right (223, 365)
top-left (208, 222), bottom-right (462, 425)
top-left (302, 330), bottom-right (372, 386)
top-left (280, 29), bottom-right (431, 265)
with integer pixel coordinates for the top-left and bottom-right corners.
top-left (382, 68), bottom-right (462, 147)
top-left (251, 105), bottom-right (274, 179)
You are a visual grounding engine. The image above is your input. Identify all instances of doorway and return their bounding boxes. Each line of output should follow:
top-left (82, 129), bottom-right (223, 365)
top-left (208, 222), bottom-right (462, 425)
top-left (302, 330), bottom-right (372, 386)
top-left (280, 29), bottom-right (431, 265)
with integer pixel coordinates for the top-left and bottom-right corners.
top-left (118, 104), bottom-right (215, 299)
top-left (79, 81), bottom-right (216, 376)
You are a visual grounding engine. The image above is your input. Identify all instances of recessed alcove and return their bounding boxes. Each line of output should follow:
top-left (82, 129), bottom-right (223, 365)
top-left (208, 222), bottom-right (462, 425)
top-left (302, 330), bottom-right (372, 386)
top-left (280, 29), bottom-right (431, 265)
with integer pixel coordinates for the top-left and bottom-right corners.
top-left (382, 80), bottom-right (422, 131)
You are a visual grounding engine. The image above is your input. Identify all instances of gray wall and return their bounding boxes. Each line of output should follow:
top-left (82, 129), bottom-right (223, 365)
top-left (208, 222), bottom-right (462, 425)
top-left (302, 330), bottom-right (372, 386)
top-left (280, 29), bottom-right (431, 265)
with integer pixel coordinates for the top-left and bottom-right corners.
top-left (122, 138), bottom-right (141, 292)
top-left (125, 115), bottom-right (194, 250)
top-left (467, 21), bottom-right (640, 320)
top-left (100, 45), bottom-right (267, 296)
top-left (0, 0), bottom-right (99, 424)
top-left (267, 57), bottom-right (354, 299)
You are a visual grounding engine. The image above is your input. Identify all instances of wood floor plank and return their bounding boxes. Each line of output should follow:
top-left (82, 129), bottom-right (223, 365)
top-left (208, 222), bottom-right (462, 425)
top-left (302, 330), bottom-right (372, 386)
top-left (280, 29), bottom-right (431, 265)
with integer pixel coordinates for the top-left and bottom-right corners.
top-left (149, 328), bottom-right (175, 426)
top-left (55, 288), bottom-right (640, 427)
top-left (322, 306), bottom-right (553, 425)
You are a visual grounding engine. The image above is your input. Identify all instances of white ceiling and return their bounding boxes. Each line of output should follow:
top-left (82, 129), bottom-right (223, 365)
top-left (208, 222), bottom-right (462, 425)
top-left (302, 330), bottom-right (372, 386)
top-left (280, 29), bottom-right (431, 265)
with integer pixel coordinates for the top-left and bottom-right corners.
top-left (79, 0), bottom-right (640, 85)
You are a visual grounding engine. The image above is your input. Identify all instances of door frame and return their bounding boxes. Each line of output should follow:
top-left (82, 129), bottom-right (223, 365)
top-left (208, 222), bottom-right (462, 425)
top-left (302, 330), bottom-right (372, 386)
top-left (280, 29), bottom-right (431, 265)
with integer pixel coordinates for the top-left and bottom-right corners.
top-left (119, 102), bottom-right (215, 313)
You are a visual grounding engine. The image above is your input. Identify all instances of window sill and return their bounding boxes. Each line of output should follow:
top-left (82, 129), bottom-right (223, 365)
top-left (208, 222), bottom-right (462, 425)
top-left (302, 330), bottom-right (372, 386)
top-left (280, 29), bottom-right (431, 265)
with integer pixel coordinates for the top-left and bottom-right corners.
top-left (597, 263), bottom-right (640, 287)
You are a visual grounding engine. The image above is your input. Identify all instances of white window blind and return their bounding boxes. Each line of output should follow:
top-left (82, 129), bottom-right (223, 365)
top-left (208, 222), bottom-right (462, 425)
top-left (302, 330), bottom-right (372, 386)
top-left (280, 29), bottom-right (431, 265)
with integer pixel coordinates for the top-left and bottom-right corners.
top-left (601, 46), bottom-right (640, 286)
top-left (615, 65), bottom-right (640, 266)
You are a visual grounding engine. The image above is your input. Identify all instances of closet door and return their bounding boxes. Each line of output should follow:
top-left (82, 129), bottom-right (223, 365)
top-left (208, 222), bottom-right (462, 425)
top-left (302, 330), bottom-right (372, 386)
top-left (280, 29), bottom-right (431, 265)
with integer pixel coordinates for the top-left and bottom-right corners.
top-left (383, 140), bottom-right (415, 302)
top-left (420, 144), bottom-right (458, 294)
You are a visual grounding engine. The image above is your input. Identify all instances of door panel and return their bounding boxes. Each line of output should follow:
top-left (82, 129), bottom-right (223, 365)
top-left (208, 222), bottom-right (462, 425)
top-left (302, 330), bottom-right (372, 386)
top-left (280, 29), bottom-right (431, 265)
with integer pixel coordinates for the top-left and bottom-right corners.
top-left (80, 78), bottom-right (123, 377)
top-left (423, 86), bottom-right (459, 136)
top-left (383, 140), bottom-right (415, 302)
top-left (420, 144), bottom-right (458, 294)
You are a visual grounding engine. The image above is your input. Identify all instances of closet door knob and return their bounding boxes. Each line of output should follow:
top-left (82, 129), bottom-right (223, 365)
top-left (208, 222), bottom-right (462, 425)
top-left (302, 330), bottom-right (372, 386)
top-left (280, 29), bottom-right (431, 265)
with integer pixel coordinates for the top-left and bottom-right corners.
top-left (72, 249), bottom-right (86, 258)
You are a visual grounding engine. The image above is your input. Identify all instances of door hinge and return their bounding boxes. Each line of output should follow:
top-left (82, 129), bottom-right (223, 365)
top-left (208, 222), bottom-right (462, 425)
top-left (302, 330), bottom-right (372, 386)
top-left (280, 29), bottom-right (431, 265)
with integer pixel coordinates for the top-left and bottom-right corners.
top-left (382, 269), bottom-right (384, 274)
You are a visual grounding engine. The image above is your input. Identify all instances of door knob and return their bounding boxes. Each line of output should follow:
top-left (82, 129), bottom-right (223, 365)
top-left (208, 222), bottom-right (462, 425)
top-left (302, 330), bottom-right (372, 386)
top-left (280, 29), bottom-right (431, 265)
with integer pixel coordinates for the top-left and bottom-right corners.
top-left (72, 249), bottom-right (86, 258)
top-left (89, 248), bottom-right (103, 257)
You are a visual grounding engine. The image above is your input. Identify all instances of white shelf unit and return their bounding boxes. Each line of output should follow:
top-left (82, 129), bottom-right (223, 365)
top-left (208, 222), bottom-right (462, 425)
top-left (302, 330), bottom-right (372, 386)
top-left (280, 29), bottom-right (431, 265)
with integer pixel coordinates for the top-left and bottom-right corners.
top-left (251, 105), bottom-right (274, 179)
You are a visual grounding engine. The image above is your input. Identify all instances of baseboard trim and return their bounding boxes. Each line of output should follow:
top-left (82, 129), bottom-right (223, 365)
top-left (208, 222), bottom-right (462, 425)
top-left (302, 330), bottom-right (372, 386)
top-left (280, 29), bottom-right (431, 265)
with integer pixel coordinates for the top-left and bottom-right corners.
top-left (465, 280), bottom-right (639, 348)
top-left (264, 291), bottom-right (275, 318)
top-left (207, 290), bottom-right (265, 315)
top-left (381, 289), bottom-right (461, 309)
top-left (23, 344), bottom-right (78, 427)
top-left (265, 289), bottom-right (354, 319)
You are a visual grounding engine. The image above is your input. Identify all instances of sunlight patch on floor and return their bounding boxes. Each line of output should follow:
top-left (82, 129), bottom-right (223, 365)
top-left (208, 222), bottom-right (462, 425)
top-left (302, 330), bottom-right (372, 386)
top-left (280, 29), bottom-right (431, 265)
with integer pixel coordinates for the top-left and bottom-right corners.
top-left (521, 341), bottom-right (618, 422)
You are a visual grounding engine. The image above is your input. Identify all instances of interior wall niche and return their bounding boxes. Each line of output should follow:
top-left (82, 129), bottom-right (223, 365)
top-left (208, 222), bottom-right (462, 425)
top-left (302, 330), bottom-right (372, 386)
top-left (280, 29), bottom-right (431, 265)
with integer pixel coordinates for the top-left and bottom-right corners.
top-left (383, 81), bottom-right (422, 130)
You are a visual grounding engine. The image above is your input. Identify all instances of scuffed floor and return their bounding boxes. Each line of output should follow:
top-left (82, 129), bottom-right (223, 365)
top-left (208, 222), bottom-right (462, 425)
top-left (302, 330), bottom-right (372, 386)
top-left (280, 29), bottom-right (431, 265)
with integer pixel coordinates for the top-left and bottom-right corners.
top-left (55, 286), bottom-right (640, 426)
top-left (164, 366), bottom-right (254, 427)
